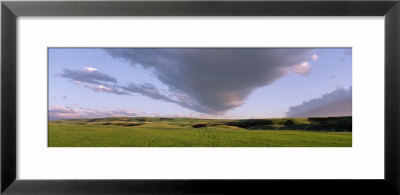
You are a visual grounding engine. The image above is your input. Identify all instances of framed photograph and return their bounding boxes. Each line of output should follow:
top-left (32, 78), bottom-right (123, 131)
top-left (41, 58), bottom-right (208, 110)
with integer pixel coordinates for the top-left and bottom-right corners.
top-left (2, 0), bottom-right (399, 194)
top-left (47, 47), bottom-right (352, 147)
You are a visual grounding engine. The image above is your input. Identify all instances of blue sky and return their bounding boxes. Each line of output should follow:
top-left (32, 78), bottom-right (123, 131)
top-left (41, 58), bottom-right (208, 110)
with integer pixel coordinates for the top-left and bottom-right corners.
top-left (48, 48), bottom-right (352, 120)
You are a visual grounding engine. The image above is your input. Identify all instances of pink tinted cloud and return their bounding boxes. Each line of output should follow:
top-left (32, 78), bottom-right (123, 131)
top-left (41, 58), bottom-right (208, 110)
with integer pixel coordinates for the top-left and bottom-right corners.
top-left (49, 105), bottom-right (136, 120)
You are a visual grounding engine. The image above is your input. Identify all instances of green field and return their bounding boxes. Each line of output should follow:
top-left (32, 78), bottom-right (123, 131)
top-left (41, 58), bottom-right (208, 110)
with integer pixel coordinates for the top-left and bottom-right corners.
top-left (48, 116), bottom-right (352, 147)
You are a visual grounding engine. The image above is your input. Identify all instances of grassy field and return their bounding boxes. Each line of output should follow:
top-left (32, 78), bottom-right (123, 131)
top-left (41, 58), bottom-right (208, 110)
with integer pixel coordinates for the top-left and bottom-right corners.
top-left (48, 116), bottom-right (352, 147)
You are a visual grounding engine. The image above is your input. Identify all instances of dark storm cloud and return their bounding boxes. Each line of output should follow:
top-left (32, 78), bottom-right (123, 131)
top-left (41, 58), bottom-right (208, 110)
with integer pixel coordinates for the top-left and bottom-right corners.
top-left (285, 87), bottom-right (352, 118)
top-left (105, 48), bottom-right (314, 115)
top-left (59, 67), bottom-right (117, 86)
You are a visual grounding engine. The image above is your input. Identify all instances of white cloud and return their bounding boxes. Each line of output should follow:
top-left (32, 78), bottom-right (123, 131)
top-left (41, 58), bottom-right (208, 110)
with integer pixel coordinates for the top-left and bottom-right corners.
top-left (291, 62), bottom-right (311, 74)
top-left (84, 67), bottom-right (98, 72)
top-left (84, 85), bottom-right (129, 95)
top-left (311, 54), bottom-right (319, 61)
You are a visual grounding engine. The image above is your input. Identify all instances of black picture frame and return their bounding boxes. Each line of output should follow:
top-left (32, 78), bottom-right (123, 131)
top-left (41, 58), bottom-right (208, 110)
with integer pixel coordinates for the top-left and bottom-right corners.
top-left (2, 0), bottom-right (399, 194)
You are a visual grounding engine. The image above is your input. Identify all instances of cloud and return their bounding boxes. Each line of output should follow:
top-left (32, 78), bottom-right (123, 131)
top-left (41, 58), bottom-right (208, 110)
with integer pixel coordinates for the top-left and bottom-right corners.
top-left (48, 105), bottom-right (236, 120)
top-left (291, 62), bottom-right (311, 74)
top-left (58, 49), bottom-right (319, 115)
top-left (122, 83), bottom-right (171, 101)
top-left (84, 67), bottom-right (98, 72)
top-left (49, 105), bottom-right (76, 114)
top-left (84, 85), bottom-right (129, 95)
top-left (311, 54), bottom-right (319, 61)
top-left (48, 105), bottom-right (137, 120)
top-left (285, 87), bottom-right (352, 118)
top-left (105, 48), bottom-right (315, 115)
top-left (121, 82), bottom-right (219, 114)
top-left (60, 67), bottom-right (117, 86)
top-left (59, 67), bottom-right (129, 95)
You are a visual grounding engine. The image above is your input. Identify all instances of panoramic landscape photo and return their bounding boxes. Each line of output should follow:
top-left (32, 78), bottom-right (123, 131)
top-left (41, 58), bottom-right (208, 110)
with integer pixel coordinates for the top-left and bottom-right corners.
top-left (48, 48), bottom-right (352, 147)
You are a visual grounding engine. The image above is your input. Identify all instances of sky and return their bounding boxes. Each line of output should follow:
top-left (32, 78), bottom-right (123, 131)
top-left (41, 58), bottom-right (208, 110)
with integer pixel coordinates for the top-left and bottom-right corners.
top-left (48, 48), bottom-right (352, 120)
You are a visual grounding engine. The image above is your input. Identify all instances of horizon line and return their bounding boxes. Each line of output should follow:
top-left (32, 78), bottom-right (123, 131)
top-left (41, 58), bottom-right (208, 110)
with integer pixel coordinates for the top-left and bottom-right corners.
top-left (49, 115), bottom-right (353, 121)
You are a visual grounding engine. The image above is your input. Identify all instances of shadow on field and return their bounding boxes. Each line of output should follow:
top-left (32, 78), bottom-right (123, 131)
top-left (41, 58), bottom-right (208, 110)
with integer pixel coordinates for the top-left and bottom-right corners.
top-left (51, 116), bottom-right (352, 132)
top-left (193, 116), bottom-right (352, 132)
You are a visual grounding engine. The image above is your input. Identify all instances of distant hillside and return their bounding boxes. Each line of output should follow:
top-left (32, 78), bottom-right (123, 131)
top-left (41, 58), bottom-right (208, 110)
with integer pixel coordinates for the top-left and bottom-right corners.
top-left (50, 116), bottom-right (351, 132)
